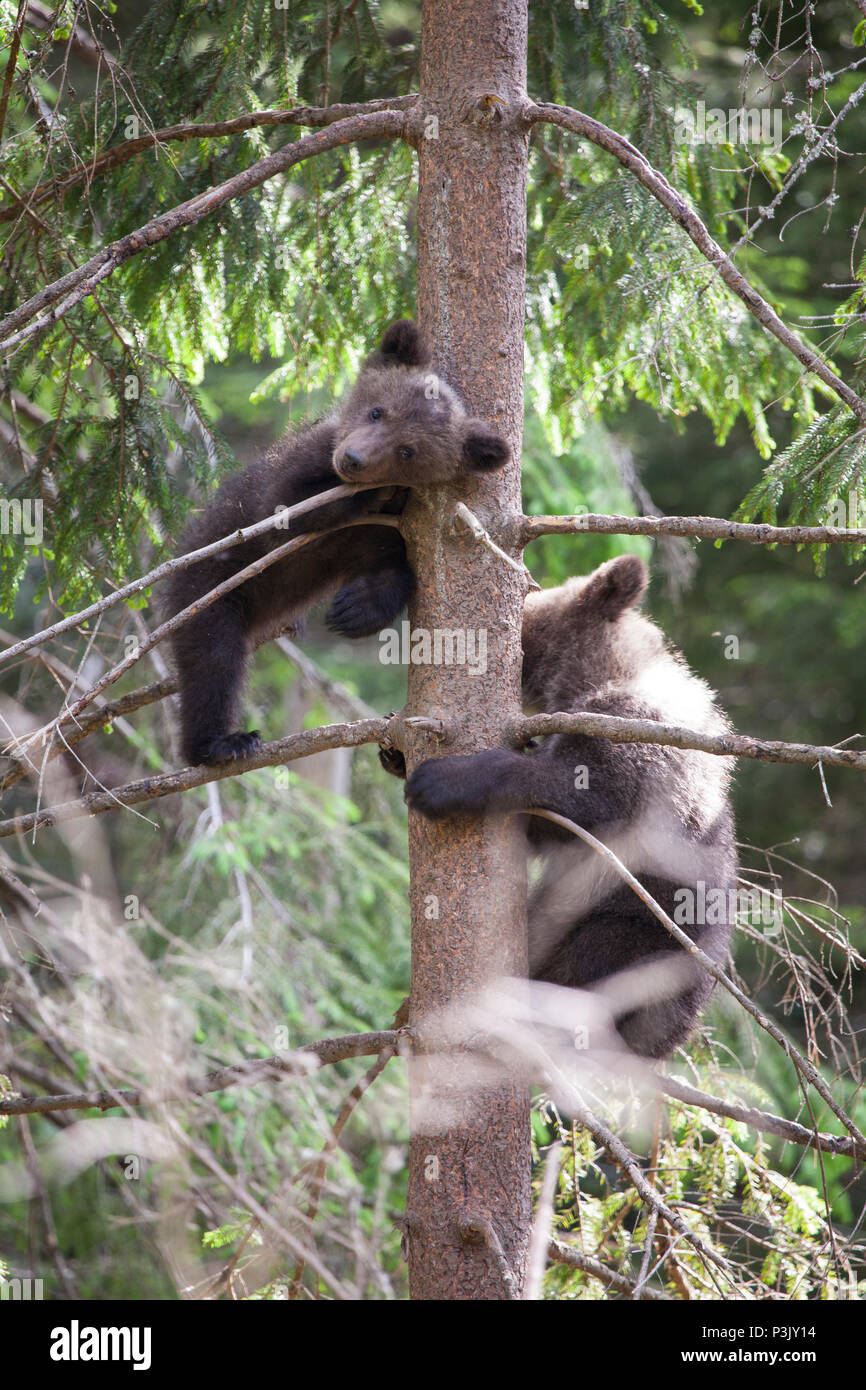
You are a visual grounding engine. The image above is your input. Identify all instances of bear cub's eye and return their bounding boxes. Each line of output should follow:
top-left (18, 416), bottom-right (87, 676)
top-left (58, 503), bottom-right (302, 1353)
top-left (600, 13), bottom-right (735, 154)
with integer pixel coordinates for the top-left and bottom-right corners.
top-left (398, 445), bottom-right (415, 461)
top-left (368, 407), bottom-right (384, 422)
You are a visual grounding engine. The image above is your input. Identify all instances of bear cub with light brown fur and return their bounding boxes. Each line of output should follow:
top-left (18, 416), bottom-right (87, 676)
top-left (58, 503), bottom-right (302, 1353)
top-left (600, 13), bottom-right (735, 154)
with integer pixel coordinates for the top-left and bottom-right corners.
top-left (404, 555), bottom-right (737, 1059)
top-left (165, 320), bottom-right (510, 766)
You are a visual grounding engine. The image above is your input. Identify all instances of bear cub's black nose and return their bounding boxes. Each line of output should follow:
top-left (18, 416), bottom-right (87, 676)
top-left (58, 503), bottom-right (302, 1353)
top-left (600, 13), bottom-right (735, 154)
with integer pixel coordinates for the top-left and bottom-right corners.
top-left (341, 450), bottom-right (363, 475)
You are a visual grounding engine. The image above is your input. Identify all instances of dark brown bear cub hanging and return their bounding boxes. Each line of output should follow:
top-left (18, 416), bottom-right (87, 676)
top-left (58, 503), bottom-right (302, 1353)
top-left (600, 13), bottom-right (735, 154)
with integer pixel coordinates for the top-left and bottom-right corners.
top-left (164, 321), bottom-right (510, 766)
top-left (402, 556), bottom-right (737, 1059)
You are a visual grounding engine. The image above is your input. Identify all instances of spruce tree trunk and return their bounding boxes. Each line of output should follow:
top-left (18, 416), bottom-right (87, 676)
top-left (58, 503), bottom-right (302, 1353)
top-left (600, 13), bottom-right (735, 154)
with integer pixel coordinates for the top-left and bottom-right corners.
top-left (402, 0), bottom-right (531, 1301)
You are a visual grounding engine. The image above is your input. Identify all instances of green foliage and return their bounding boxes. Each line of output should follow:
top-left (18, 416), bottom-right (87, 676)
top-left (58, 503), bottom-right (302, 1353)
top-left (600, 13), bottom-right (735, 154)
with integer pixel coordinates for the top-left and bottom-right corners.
top-left (537, 1053), bottom-right (864, 1299)
top-left (735, 408), bottom-right (866, 573)
top-left (0, 0), bottom-right (418, 610)
top-left (202, 1212), bottom-right (260, 1250)
top-left (4, 0), bottom-right (866, 614)
top-left (527, 174), bottom-right (812, 458)
top-left (524, 2), bottom-right (827, 460)
top-left (2, 0), bottom-right (865, 1304)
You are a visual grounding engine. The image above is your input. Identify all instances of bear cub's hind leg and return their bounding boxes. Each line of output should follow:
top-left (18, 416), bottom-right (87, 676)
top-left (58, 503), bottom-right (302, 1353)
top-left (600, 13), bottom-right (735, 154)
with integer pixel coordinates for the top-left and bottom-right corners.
top-left (176, 596), bottom-right (260, 765)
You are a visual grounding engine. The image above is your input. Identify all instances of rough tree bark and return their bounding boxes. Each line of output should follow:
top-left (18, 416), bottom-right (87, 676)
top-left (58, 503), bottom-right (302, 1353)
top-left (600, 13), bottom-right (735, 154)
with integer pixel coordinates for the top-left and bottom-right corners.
top-left (400, 0), bottom-right (531, 1300)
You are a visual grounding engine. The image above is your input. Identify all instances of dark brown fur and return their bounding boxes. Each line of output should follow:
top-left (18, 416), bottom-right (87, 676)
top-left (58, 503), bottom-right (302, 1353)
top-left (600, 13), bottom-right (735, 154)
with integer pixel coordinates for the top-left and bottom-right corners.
top-left (164, 321), bottom-right (510, 765)
top-left (402, 556), bottom-right (737, 1059)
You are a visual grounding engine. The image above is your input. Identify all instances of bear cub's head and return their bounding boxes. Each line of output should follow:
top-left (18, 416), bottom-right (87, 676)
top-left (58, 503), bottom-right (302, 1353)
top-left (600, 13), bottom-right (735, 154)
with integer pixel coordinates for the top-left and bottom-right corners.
top-left (332, 320), bottom-right (512, 486)
top-left (522, 554), bottom-right (659, 712)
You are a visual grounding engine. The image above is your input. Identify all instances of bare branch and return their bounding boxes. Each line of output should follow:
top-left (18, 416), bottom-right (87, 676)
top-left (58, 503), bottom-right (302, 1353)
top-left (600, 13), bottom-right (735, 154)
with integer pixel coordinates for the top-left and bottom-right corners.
top-left (165, 1114), bottom-right (353, 1300)
top-left (275, 637), bottom-right (378, 721)
top-left (0, 633), bottom-right (376, 795)
top-left (655, 1073), bottom-right (860, 1159)
top-left (528, 808), bottom-right (866, 1156)
top-left (631, 1207), bottom-right (659, 1301)
top-left (8, 1023), bottom-right (855, 1158)
top-left (0, 96), bottom-right (419, 225)
top-left (0, 110), bottom-right (408, 351)
top-left (728, 80), bottom-right (866, 254)
top-left (0, 717), bottom-right (391, 840)
top-left (522, 511), bottom-right (866, 546)
top-left (522, 102), bottom-right (866, 426)
top-left (547, 1238), bottom-right (671, 1300)
top-left (0, 1030), bottom-right (401, 1116)
top-left (514, 711), bottom-right (866, 773)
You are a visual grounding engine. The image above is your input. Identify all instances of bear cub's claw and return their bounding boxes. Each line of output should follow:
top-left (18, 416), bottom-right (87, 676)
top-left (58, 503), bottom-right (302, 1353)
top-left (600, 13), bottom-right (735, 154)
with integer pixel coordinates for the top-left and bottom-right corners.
top-left (378, 745), bottom-right (407, 779)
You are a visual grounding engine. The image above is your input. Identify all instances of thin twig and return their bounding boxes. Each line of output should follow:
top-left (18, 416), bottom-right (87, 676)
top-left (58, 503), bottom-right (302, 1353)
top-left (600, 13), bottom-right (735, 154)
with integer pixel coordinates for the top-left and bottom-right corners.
top-left (568, 1098), bottom-right (732, 1284)
top-left (728, 80), bottom-right (866, 254)
top-left (453, 502), bottom-right (540, 590)
top-left (547, 1238), bottom-right (671, 1300)
top-left (0, 1030), bottom-right (402, 1116)
top-left (22, 0), bottom-right (117, 70)
top-left (631, 1207), bottom-right (659, 1301)
top-left (0, 632), bottom-right (378, 796)
top-left (655, 1073), bottom-right (859, 1158)
top-left (275, 637), bottom-right (377, 721)
top-left (525, 1141), bottom-right (562, 1299)
top-left (289, 1044), bottom-right (396, 1297)
top-left (648, 1102), bottom-right (693, 1299)
top-left (17, 1112), bottom-right (78, 1297)
top-left (0, 678), bottom-right (173, 795)
top-left (0, 0), bottom-right (27, 149)
top-left (9, 516), bottom-right (400, 757)
top-left (165, 1115), bottom-right (353, 1301)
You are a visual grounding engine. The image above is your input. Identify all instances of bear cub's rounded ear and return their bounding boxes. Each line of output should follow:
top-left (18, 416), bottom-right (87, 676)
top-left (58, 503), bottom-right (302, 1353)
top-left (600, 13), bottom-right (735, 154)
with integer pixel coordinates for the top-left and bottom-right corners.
top-left (583, 554), bottom-right (648, 619)
top-left (375, 319), bottom-right (431, 368)
top-left (461, 421), bottom-right (512, 473)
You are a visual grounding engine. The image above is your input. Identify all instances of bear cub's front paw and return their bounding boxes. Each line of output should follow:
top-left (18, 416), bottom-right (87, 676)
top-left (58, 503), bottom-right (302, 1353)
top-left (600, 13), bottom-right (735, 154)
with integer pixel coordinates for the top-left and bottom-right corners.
top-left (326, 577), bottom-right (396, 638)
top-left (405, 749), bottom-right (528, 819)
top-left (404, 755), bottom-right (487, 819)
top-left (191, 730), bottom-right (262, 765)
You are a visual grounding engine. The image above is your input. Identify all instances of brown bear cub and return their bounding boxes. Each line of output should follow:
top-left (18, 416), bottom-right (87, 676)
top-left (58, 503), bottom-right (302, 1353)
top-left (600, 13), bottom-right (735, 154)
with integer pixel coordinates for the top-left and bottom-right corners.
top-left (164, 321), bottom-right (510, 766)
top-left (402, 555), bottom-right (737, 1059)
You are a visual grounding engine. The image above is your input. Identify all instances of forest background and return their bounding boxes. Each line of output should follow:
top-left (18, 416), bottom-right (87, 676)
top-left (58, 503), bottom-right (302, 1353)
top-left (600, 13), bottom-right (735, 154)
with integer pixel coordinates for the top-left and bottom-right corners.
top-left (0, 0), bottom-right (864, 1300)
